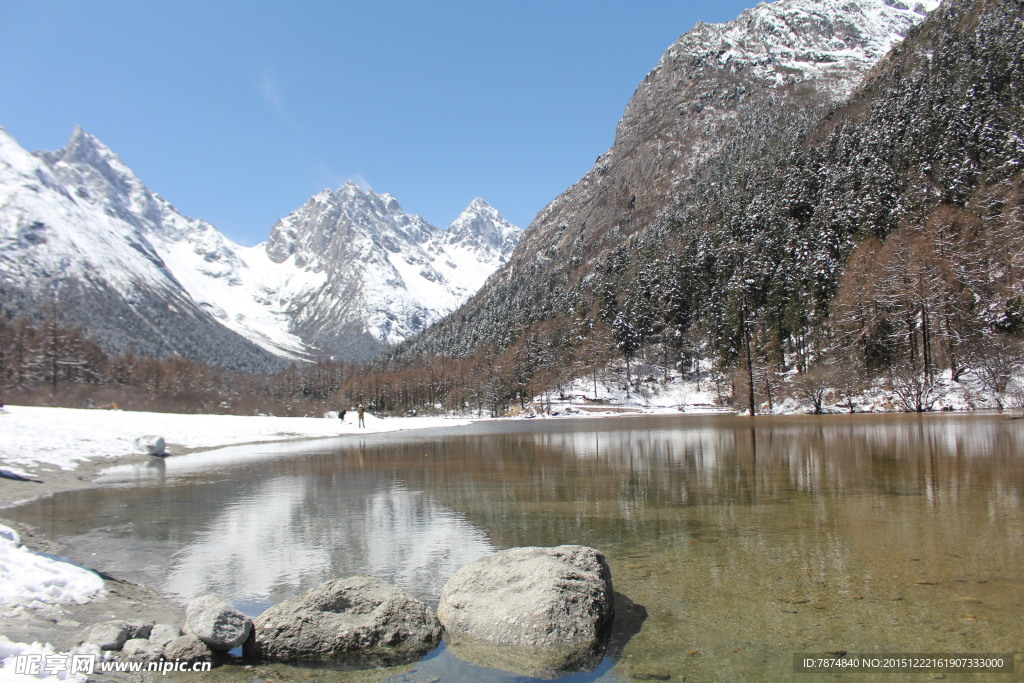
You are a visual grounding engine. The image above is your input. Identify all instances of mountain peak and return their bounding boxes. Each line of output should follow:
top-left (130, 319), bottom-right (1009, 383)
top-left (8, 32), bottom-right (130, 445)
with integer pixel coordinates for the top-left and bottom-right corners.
top-left (68, 124), bottom-right (97, 145)
top-left (445, 199), bottom-right (521, 257)
top-left (59, 125), bottom-right (118, 166)
top-left (663, 0), bottom-right (940, 97)
top-left (337, 179), bottom-right (364, 195)
top-left (35, 125), bottom-right (142, 197)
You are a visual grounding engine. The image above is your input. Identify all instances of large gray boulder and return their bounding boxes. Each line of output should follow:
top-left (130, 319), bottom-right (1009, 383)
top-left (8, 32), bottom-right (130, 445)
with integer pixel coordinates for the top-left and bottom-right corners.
top-left (244, 576), bottom-right (441, 665)
top-left (437, 545), bottom-right (614, 677)
top-left (184, 594), bottom-right (252, 651)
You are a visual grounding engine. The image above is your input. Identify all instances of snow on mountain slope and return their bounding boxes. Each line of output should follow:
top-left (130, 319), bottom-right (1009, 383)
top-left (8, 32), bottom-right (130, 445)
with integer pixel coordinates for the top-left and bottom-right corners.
top-left (0, 127), bottom-right (520, 365)
top-left (261, 182), bottom-right (521, 359)
top-left (0, 126), bottom-right (311, 366)
top-left (441, 197), bottom-right (522, 294)
top-left (0, 126), bottom-right (166, 296)
top-left (663, 0), bottom-right (942, 97)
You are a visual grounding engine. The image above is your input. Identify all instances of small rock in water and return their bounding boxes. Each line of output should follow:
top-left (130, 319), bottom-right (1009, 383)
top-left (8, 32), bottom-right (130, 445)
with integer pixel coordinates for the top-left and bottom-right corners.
top-left (133, 435), bottom-right (167, 456)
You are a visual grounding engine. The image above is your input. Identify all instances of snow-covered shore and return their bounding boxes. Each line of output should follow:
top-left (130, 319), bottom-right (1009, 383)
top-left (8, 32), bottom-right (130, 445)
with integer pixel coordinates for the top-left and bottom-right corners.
top-left (544, 362), bottom-right (1021, 417)
top-left (0, 405), bottom-right (473, 479)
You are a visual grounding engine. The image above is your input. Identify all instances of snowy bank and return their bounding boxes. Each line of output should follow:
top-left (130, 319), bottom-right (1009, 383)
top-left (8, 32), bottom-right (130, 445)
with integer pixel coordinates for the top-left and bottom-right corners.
top-left (0, 524), bottom-right (106, 682)
top-left (534, 362), bottom-right (1020, 418)
top-left (0, 525), bottom-right (105, 611)
top-left (0, 405), bottom-right (472, 477)
top-left (0, 636), bottom-right (101, 682)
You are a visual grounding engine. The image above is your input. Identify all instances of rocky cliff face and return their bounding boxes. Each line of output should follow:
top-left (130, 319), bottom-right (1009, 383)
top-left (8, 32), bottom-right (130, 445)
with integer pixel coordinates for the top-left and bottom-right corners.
top-left (398, 0), bottom-right (939, 359)
top-left (509, 0), bottom-right (937, 274)
top-left (258, 182), bottom-right (520, 360)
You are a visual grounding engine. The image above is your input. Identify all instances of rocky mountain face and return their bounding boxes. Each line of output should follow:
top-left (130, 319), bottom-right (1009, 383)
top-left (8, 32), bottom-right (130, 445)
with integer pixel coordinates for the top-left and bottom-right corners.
top-left (0, 129), bottom-right (520, 368)
top-left (396, 0), bottom-right (940, 360)
top-left (260, 182), bottom-right (520, 360)
top-left (506, 0), bottom-right (938, 272)
top-left (572, 0), bottom-right (1024, 403)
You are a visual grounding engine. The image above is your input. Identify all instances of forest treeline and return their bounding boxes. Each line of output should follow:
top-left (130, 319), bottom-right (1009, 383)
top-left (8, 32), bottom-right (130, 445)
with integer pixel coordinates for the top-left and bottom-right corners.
top-left (0, 311), bottom-right (561, 416)
top-left (0, 313), bottom-right (351, 415)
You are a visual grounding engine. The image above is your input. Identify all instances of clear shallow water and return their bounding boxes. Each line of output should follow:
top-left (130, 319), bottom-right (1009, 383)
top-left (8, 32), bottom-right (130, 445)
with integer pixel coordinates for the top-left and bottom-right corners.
top-left (6, 413), bottom-right (1024, 681)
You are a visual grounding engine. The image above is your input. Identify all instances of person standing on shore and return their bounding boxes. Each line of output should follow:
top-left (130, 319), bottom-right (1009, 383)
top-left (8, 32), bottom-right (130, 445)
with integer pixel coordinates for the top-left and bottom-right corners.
top-left (357, 404), bottom-right (366, 428)
top-left (339, 409), bottom-right (347, 425)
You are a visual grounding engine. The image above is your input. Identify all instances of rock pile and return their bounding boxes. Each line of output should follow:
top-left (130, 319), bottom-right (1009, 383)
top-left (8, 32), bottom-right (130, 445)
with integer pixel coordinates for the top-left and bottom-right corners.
top-left (82, 545), bottom-right (616, 677)
top-left (78, 594), bottom-right (252, 665)
top-left (80, 619), bottom-right (211, 665)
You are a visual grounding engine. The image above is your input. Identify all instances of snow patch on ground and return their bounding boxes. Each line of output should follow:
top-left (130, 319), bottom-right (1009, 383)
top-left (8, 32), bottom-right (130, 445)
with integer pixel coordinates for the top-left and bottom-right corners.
top-left (0, 525), bottom-right (105, 611)
top-left (526, 362), bottom-right (1019, 418)
top-left (0, 405), bottom-right (472, 474)
top-left (0, 525), bottom-right (105, 682)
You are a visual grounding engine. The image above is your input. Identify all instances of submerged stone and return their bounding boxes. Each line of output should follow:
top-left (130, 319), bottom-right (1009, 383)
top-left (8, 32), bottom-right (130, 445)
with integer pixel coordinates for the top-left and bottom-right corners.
top-left (244, 575), bottom-right (441, 665)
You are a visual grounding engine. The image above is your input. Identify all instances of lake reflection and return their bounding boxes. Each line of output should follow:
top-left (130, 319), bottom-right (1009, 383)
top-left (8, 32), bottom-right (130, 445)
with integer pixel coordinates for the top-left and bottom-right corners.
top-left (6, 413), bottom-right (1023, 681)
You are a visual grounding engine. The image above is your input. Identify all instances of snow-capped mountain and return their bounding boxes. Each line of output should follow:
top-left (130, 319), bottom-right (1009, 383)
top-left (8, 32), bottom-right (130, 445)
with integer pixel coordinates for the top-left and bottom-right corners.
top-left (260, 182), bottom-right (520, 360)
top-left (0, 125), bottom-right (298, 371)
top-left (0, 127), bottom-right (520, 367)
top-left (509, 0), bottom-right (939, 272)
top-left (668, 0), bottom-right (941, 96)
top-left (444, 197), bottom-right (521, 256)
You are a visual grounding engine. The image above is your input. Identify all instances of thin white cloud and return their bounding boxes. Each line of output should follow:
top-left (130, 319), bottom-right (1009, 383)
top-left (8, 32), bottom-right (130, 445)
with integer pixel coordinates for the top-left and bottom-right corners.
top-left (257, 67), bottom-right (293, 126)
top-left (350, 173), bottom-right (374, 192)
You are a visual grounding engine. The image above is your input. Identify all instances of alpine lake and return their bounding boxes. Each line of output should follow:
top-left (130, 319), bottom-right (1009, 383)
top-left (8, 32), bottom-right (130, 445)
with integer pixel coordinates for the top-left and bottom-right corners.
top-left (5, 413), bottom-right (1023, 681)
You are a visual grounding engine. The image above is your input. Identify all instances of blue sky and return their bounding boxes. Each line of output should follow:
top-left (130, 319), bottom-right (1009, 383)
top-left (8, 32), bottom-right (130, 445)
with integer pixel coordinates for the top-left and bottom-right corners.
top-left (1, 1), bottom-right (756, 245)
